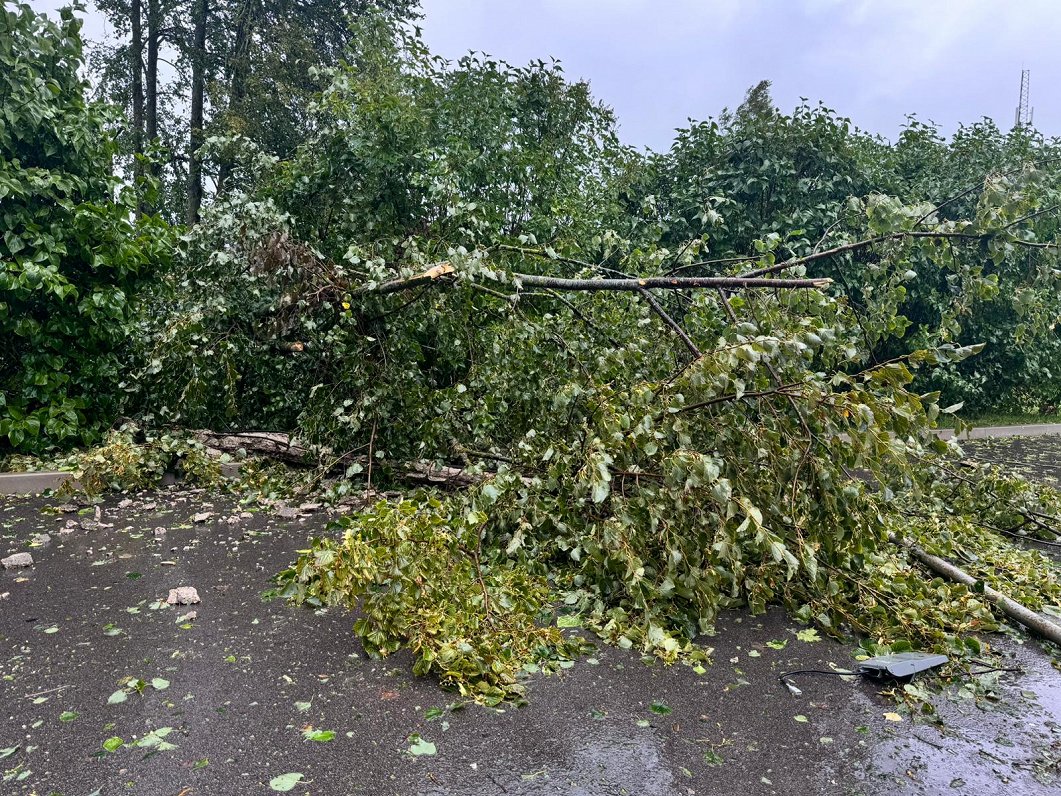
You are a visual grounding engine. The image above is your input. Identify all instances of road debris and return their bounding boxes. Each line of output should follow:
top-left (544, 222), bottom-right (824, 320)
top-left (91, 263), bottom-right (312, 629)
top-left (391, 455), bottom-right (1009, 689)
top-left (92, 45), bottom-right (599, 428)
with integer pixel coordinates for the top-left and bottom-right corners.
top-left (166, 586), bottom-right (201, 605)
top-left (2, 552), bottom-right (34, 569)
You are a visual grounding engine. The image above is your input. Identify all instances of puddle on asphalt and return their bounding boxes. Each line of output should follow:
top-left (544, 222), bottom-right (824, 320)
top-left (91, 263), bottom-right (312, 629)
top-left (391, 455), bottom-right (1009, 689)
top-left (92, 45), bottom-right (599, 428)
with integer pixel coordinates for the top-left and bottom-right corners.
top-left (858, 638), bottom-right (1061, 795)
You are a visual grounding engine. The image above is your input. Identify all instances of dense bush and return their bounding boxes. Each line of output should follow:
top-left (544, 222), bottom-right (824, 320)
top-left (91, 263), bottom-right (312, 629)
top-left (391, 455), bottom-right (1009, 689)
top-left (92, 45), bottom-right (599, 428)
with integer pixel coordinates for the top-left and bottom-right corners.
top-left (648, 94), bottom-right (1061, 413)
top-left (0, 2), bottom-right (171, 453)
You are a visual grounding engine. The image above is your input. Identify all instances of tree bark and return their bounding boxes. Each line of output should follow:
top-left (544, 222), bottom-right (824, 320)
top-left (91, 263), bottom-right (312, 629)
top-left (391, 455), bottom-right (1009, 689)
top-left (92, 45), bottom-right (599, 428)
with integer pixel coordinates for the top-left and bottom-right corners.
top-left (194, 430), bottom-right (315, 464)
top-left (130, 0), bottom-right (144, 217)
top-left (145, 0), bottom-right (159, 145)
top-left (143, 0), bottom-right (160, 210)
top-left (186, 0), bottom-right (209, 226)
top-left (193, 430), bottom-right (484, 489)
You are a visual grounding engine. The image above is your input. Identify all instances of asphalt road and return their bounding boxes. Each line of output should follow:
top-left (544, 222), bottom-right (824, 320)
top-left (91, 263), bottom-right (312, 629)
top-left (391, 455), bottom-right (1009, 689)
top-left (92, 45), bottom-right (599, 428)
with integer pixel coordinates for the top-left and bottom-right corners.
top-left (1, 479), bottom-right (1059, 795)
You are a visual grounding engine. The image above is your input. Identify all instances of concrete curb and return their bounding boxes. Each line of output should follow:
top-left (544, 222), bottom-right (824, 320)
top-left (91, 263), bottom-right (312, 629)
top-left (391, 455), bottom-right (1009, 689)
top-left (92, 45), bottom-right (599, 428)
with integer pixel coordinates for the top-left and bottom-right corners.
top-left (0, 471), bottom-right (75, 495)
top-left (938, 423), bottom-right (1061, 441)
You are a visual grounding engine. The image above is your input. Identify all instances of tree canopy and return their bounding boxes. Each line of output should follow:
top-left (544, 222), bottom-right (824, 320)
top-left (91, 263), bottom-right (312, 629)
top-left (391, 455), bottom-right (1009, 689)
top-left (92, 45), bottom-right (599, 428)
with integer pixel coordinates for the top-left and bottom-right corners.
top-left (0, 2), bottom-right (169, 451)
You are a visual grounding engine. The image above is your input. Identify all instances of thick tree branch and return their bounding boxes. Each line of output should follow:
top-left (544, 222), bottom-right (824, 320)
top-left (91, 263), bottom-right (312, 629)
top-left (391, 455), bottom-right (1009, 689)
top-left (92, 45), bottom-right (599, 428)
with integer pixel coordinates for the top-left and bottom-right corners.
top-left (355, 262), bottom-right (831, 297)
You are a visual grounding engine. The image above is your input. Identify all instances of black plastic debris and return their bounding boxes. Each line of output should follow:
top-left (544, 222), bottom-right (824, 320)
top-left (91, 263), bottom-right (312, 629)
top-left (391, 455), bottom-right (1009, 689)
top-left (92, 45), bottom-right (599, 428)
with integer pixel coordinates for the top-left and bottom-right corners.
top-left (856, 652), bottom-right (949, 681)
top-left (779, 651), bottom-right (950, 693)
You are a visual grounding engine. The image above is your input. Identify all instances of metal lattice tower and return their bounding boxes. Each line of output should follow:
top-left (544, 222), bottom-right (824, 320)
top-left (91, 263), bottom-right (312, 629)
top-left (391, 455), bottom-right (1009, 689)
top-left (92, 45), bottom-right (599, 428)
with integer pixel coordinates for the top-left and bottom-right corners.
top-left (1015, 69), bottom-right (1034, 127)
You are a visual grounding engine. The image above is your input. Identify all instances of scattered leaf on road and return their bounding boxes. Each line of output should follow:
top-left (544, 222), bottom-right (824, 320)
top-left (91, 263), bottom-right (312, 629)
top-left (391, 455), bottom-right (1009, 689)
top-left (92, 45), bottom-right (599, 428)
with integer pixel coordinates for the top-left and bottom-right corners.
top-left (107, 690), bottom-right (127, 705)
top-left (407, 735), bottom-right (437, 756)
top-left (269, 773), bottom-right (304, 792)
top-left (102, 736), bottom-right (124, 753)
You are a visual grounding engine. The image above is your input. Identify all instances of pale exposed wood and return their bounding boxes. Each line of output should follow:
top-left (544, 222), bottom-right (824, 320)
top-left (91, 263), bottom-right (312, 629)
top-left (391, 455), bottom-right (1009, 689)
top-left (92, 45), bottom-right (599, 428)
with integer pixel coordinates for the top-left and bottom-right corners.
top-left (891, 533), bottom-right (1061, 645)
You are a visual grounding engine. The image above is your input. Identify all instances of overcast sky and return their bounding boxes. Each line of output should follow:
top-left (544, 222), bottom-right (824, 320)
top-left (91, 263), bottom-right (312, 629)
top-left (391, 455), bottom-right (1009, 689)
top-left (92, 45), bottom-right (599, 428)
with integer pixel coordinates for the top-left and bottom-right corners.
top-left (29, 0), bottom-right (1061, 151)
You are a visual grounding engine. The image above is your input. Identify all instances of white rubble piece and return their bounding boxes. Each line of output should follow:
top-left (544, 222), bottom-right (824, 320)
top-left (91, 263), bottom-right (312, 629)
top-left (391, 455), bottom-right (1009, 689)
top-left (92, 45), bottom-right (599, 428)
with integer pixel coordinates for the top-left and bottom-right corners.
top-left (166, 586), bottom-right (201, 605)
top-left (2, 552), bottom-right (34, 569)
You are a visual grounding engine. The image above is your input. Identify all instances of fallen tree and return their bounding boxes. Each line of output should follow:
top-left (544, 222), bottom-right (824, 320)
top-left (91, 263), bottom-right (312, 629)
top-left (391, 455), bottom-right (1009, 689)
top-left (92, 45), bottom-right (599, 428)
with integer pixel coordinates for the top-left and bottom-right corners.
top-left (128, 31), bottom-right (1061, 702)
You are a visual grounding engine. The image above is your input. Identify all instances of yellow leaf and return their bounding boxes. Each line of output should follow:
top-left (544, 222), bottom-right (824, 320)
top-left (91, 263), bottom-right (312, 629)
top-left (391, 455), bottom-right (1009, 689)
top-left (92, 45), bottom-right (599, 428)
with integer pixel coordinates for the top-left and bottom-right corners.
top-left (883, 712), bottom-right (902, 722)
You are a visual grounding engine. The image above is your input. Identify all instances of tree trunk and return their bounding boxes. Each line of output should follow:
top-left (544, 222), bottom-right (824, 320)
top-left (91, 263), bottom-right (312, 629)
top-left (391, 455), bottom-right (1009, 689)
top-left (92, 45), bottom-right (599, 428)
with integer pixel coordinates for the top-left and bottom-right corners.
top-left (193, 430), bottom-right (485, 489)
top-left (186, 0), bottom-right (208, 226)
top-left (130, 0), bottom-right (144, 217)
top-left (145, 0), bottom-right (159, 145)
top-left (217, 0), bottom-right (255, 195)
top-left (144, 0), bottom-right (160, 209)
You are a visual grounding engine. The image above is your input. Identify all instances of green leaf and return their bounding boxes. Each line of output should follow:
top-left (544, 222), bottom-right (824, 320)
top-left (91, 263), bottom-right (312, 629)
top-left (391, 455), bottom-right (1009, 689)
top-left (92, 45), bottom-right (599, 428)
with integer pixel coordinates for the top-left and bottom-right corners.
top-left (407, 735), bottom-right (436, 756)
top-left (302, 729), bottom-right (335, 742)
top-left (102, 736), bottom-right (124, 752)
top-left (107, 690), bottom-right (128, 705)
top-left (59, 711), bottom-right (78, 722)
top-left (269, 773), bottom-right (304, 791)
top-left (151, 677), bottom-right (170, 691)
top-left (703, 749), bottom-right (724, 766)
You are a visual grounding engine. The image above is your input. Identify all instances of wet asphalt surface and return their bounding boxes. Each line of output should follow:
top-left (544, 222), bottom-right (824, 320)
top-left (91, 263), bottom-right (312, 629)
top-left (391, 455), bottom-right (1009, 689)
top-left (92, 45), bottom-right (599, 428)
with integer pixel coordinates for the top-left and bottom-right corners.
top-left (1, 438), bottom-right (1060, 796)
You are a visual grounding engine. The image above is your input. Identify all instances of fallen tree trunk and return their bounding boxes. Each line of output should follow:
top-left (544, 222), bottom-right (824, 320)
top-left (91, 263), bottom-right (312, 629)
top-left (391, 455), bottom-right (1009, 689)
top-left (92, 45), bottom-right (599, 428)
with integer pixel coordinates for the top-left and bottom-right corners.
top-left (401, 461), bottom-right (482, 489)
top-left (194, 430), bottom-right (317, 465)
top-left (890, 533), bottom-right (1061, 646)
top-left (194, 430), bottom-right (483, 489)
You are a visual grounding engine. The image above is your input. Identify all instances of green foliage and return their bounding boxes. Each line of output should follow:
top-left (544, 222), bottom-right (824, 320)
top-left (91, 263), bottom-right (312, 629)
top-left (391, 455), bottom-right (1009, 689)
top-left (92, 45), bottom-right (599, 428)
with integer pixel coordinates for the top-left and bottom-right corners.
top-left (138, 20), bottom-right (629, 441)
top-left (15, 14), bottom-right (1061, 702)
top-left (88, 0), bottom-right (421, 221)
top-left (4, 425), bottom-right (222, 494)
top-left (0, 2), bottom-right (171, 453)
top-left (654, 100), bottom-right (1061, 412)
top-left (117, 26), bottom-right (1061, 701)
top-left (276, 495), bottom-right (587, 704)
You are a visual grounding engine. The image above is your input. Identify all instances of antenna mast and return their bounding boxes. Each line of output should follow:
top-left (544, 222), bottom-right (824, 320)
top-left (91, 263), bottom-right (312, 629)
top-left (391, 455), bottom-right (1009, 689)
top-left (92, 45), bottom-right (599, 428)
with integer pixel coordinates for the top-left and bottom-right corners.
top-left (1015, 69), bottom-right (1033, 127)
